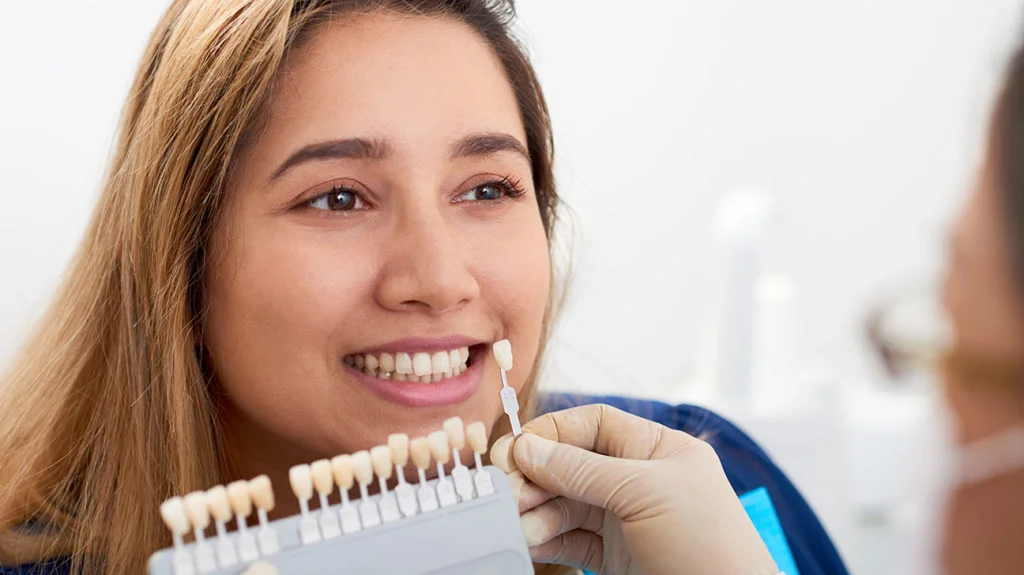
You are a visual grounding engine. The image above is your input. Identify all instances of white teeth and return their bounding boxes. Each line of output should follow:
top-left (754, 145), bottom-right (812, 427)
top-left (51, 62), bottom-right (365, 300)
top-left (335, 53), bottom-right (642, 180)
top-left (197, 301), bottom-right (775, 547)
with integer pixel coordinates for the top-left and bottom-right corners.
top-left (431, 351), bottom-right (450, 374)
top-left (347, 346), bottom-right (472, 383)
top-left (412, 353), bottom-right (431, 376)
top-left (364, 355), bottom-right (379, 372)
top-left (395, 353), bottom-right (413, 374)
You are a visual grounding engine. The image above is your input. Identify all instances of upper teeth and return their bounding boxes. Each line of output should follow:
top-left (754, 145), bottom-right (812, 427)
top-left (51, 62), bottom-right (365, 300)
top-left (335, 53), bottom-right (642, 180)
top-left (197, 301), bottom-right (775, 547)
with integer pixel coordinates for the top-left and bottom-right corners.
top-left (345, 347), bottom-right (471, 382)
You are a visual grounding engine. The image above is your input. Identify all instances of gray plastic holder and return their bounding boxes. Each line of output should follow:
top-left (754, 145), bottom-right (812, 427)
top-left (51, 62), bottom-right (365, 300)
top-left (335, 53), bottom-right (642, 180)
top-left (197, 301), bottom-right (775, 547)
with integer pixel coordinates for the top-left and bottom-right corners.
top-left (147, 466), bottom-right (532, 575)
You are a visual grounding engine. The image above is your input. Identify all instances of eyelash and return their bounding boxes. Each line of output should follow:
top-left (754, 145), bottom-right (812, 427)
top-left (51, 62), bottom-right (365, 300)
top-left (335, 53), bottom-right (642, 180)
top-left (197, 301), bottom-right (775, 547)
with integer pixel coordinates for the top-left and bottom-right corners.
top-left (454, 175), bottom-right (528, 204)
top-left (301, 175), bottom-right (527, 214)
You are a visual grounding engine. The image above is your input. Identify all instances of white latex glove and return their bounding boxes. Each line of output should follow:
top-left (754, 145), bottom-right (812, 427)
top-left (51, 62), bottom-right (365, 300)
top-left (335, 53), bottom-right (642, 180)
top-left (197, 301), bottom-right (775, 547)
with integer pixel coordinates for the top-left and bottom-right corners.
top-left (490, 404), bottom-right (779, 575)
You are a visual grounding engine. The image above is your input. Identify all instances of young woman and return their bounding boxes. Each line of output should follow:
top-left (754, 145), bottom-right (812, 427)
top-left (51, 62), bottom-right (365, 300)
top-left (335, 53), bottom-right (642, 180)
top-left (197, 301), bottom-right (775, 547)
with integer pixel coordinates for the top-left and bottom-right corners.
top-left (0, 1), bottom-right (781, 574)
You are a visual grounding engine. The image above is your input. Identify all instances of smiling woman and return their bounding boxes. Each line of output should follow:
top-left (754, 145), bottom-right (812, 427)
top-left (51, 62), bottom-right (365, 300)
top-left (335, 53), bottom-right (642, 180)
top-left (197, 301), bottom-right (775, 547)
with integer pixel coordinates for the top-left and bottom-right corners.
top-left (0, 1), bottom-right (565, 573)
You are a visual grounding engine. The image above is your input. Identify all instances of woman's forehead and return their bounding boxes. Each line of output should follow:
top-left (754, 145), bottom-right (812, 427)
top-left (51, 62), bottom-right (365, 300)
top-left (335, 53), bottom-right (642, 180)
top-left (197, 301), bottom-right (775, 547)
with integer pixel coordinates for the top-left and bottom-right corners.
top-left (257, 12), bottom-right (526, 166)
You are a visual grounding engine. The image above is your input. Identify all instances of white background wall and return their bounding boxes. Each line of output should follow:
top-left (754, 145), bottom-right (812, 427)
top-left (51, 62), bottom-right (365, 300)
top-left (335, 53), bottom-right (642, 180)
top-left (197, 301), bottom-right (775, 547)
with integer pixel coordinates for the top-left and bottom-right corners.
top-left (2, 1), bottom-right (1023, 572)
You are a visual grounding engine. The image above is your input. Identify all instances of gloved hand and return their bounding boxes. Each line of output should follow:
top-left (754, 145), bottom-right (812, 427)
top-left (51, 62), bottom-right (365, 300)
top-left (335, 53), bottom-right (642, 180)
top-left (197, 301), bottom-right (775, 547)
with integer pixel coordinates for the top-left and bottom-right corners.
top-left (490, 404), bottom-right (779, 575)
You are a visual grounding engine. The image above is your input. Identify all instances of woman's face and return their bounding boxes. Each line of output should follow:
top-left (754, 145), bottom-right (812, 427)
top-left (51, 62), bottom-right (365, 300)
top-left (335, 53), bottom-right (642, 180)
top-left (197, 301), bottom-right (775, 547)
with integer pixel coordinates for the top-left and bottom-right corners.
top-left (942, 149), bottom-right (1024, 573)
top-left (203, 13), bottom-right (550, 485)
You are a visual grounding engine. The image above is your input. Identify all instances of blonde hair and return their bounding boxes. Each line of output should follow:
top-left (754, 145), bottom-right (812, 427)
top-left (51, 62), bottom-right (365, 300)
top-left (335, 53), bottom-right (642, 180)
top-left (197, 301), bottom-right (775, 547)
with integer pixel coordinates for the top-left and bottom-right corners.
top-left (0, 1), bottom-right (564, 573)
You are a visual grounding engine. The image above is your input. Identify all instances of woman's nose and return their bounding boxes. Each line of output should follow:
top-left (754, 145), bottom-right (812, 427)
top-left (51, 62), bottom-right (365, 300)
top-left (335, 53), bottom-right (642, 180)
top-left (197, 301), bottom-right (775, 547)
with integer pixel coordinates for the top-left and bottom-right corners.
top-left (374, 206), bottom-right (481, 315)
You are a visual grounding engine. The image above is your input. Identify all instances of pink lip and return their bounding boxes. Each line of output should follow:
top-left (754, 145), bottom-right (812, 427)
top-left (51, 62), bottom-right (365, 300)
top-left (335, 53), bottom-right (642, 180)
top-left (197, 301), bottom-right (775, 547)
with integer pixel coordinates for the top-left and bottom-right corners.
top-left (348, 335), bottom-right (482, 356)
top-left (345, 346), bottom-right (486, 407)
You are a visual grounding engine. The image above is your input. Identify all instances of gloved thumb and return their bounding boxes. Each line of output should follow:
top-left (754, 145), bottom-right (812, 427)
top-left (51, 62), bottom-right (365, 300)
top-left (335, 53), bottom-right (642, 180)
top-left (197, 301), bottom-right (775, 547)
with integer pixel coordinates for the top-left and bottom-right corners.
top-left (512, 432), bottom-right (644, 514)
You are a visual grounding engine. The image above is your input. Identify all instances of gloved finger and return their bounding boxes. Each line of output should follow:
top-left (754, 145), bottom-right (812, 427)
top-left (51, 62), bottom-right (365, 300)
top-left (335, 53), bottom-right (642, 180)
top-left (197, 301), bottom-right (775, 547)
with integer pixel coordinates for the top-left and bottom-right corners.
top-left (513, 432), bottom-right (650, 516)
top-left (489, 433), bottom-right (517, 473)
top-left (520, 496), bottom-right (604, 547)
top-left (521, 403), bottom-right (698, 461)
top-left (508, 470), bottom-right (556, 513)
top-left (529, 528), bottom-right (605, 573)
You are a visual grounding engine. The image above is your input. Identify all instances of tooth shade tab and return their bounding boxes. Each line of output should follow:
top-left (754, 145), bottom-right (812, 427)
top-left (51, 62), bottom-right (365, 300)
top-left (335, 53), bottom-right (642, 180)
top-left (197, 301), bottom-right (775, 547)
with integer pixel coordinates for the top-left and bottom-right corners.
top-left (493, 340), bottom-right (513, 371)
top-left (444, 417), bottom-right (466, 450)
top-left (184, 492), bottom-right (217, 571)
top-left (466, 421), bottom-right (488, 453)
top-left (289, 464), bottom-right (314, 501)
top-left (380, 352), bottom-right (396, 372)
top-left (351, 450), bottom-right (374, 485)
top-left (226, 481), bottom-right (253, 517)
top-left (330, 455), bottom-right (355, 490)
top-left (183, 491), bottom-right (211, 530)
top-left (311, 459), bottom-right (334, 495)
top-left (388, 433), bottom-right (410, 467)
top-left (428, 430), bottom-right (451, 464)
top-left (371, 445), bottom-right (394, 480)
top-left (410, 436), bottom-right (432, 469)
top-left (249, 475), bottom-right (275, 512)
top-left (160, 497), bottom-right (190, 535)
top-left (206, 486), bottom-right (233, 523)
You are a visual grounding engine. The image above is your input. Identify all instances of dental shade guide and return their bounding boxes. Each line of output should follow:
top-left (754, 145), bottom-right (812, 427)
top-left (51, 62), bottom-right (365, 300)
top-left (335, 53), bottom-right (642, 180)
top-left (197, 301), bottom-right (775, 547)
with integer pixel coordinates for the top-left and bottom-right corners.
top-left (330, 455), bottom-right (362, 535)
top-left (288, 464), bottom-right (322, 546)
top-left (351, 450), bottom-right (382, 528)
top-left (310, 459), bottom-right (342, 539)
top-left (492, 339), bottom-right (522, 437)
top-left (248, 475), bottom-right (280, 556)
top-left (182, 492), bottom-right (217, 573)
top-left (444, 416), bottom-right (476, 502)
top-left (428, 430), bottom-right (459, 508)
top-left (388, 432), bottom-right (420, 517)
top-left (226, 481), bottom-right (260, 562)
top-left (466, 421), bottom-right (495, 496)
top-left (204, 486), bottom-right (240, 568)
top-left (410, 436), bottom-right (440, 513)
top-left (159, 496), bottom-right (195, 575)
top-left (370, 445), bottom-right (402, 523)
top-left (149, 420), bottom-right (531, 575)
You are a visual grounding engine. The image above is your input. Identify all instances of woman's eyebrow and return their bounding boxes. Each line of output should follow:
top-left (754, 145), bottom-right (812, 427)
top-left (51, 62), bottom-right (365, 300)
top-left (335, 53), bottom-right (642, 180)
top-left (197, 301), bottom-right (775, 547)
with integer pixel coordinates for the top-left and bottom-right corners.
top-left (270, 137), bottom-right (392, 181)
top-left (449, 132), bottom-right (529, 162)
top-left (270, 132), bottom-right (529, 182)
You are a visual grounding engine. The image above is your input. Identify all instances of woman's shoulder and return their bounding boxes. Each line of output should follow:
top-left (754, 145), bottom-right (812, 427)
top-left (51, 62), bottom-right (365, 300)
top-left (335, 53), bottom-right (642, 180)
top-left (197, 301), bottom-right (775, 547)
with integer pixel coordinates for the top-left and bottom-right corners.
top-left (0, 557), bottom-right (72, 574)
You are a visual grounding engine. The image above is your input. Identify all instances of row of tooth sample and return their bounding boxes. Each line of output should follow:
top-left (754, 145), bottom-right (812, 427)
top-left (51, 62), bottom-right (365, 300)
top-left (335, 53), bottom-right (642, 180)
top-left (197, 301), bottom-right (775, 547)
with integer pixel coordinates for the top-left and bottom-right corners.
top-left (160, 475), bottom-right (280, 575)
top-left (157, 419), bottom-right (494, 574)
top-left (287, 417), bottom-right (495, 546)
top-left (343, 347), bottom-right (471, 382)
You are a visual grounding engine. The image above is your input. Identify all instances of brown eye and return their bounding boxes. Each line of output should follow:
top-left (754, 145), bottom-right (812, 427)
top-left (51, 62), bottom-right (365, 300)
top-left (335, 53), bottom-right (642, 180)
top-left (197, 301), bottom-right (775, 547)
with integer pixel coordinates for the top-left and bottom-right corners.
top-left (468, 183), bottom-right (504, 201)
top-left (308, 186), bottom-right (364, 211)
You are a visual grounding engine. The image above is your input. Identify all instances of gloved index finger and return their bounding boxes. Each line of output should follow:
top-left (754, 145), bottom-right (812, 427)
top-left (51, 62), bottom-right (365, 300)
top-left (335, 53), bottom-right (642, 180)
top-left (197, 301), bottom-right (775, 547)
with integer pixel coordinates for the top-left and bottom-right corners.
top-left (520, 403), bottom-right (696, 461)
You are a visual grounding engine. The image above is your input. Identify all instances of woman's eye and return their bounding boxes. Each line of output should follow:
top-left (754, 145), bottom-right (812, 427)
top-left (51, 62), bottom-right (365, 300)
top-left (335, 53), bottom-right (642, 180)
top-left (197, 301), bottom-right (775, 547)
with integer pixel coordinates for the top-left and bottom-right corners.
top-left (457, 181), bottom-right (516, 202)
top-left (307, 186), bottom-right (365, 211)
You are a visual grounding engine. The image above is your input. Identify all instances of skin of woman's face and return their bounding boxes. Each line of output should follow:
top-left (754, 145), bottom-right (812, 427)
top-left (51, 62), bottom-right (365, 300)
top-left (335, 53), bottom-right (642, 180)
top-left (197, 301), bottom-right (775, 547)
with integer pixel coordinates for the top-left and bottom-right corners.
top-left (942, 152), bottom-right (1024, 574)
top-left (202, 13), bottom-right (550, 507)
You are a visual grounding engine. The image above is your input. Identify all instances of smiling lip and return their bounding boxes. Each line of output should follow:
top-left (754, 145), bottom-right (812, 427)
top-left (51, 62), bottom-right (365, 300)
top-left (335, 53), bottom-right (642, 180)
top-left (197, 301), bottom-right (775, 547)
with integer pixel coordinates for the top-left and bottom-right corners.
top-left (343, 336), bottom-right (487, 407)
